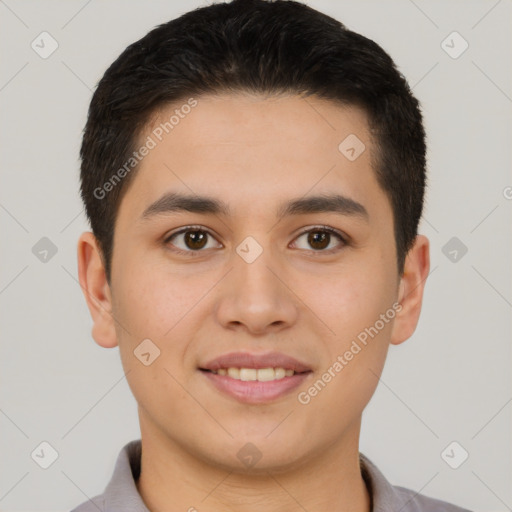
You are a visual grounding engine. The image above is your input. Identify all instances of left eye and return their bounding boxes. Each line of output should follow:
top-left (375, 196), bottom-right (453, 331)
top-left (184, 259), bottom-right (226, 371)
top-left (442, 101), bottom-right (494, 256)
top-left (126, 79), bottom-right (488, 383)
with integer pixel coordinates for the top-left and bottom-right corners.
top-left (292, 227), bottom-right (346, 252)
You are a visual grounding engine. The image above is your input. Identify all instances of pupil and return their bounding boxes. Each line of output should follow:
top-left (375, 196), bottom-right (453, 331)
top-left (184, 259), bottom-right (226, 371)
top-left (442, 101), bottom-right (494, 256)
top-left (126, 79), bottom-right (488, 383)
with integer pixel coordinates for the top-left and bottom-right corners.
top-left (186, 230), bottom-right (207, 250)
top-left (308, 231), bottom-right (329, 250)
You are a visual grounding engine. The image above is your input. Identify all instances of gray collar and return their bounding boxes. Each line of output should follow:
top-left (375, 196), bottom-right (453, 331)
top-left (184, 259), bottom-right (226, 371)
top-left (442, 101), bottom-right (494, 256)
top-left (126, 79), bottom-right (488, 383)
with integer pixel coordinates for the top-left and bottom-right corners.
top-left (74, 439), bottom-right (470, 512)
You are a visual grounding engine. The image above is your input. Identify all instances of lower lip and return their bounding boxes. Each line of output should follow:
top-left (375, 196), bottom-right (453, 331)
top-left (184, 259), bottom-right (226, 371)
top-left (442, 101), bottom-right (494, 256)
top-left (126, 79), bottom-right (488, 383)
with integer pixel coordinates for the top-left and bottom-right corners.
top-left (200, 370), bottom-right (311, 404)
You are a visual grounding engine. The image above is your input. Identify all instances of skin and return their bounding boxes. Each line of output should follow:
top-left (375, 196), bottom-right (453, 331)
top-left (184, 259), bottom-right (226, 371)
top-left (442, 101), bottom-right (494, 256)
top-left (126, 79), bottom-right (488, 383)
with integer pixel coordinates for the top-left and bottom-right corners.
top-left (78, 92), bottom-right (429, 512)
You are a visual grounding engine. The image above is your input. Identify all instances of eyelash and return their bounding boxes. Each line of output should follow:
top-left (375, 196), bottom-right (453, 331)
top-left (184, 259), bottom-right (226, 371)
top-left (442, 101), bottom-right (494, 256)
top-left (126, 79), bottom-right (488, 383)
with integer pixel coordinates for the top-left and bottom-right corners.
top-left (163, 225), bottom-right (348, 257)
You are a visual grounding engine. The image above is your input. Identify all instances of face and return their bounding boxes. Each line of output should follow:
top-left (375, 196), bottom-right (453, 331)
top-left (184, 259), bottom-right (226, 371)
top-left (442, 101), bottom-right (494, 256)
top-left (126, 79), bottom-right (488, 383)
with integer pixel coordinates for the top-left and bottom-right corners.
top-left (78, 92), bottom-right (429, 473)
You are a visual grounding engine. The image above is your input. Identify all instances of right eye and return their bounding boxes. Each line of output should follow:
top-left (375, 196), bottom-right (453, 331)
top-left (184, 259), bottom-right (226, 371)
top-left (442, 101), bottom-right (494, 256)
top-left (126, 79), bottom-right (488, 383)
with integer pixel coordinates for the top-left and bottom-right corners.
top-left (164, 226), bottom-right (223, 255)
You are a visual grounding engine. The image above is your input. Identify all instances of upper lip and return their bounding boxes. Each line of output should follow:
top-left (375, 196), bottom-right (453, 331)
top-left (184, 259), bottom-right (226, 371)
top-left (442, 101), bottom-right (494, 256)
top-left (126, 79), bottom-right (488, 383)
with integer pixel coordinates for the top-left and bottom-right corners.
top-left (200, 351), bottom-right (312, 373)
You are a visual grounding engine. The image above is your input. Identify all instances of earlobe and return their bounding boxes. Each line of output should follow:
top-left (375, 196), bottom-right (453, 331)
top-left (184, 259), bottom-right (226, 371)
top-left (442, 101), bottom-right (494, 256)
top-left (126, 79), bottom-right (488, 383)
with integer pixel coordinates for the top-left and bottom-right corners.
top-left (77, 232), bottom-right (118, 348)
top-left (390, 234), bottom-right (430, 346)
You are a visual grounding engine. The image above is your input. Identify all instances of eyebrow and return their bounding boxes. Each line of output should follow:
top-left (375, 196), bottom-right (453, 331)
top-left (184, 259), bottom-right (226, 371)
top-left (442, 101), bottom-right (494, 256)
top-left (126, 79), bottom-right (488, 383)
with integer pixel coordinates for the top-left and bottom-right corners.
top-left (140, 192), bottom-right (369, 222)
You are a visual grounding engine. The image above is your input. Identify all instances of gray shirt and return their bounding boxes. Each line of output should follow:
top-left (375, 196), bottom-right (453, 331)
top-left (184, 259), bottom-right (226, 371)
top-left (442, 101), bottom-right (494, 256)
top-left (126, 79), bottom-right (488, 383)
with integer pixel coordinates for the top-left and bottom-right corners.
top-left (70, 439), bottom-right (472, 512)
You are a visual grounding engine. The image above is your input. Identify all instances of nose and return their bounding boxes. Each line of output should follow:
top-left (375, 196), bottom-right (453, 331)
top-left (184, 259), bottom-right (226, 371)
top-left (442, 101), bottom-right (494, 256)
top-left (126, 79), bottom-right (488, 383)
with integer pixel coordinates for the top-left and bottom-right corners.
top-left (214, 243), bottom-right (299, 336)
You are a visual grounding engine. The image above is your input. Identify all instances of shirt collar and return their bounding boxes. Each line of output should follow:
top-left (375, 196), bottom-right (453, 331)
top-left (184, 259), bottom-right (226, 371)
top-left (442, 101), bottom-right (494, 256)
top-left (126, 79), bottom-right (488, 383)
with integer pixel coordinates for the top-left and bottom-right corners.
top-left (359, 451), bottom-right (411, 511)
top-left (101, 439), bottom-right (412, 512)
top-left (103, 439), bottom-right (149, 512)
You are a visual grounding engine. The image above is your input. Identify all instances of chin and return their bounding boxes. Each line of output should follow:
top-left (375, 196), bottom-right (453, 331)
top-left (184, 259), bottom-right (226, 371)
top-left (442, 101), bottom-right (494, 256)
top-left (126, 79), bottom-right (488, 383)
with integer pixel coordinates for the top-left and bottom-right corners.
top-left (202, 432), bottom-right (310, 474)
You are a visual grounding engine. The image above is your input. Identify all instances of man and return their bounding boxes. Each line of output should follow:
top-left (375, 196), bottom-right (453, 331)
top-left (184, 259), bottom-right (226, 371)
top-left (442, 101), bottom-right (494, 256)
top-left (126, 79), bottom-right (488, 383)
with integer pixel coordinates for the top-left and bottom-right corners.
top-left (72, 0), bottom-right (472, 510)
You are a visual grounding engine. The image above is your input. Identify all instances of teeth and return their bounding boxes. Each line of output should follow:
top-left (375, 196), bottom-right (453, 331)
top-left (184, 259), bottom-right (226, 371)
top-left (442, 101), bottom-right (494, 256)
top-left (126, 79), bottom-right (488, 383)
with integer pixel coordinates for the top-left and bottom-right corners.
top-left (212, 367), bottom-right (296, 381)
top-left (274, 367), bottom-right (285, 379)
top-left (256, 368), bottom-right (277, 382)
top-left (240, 368), bottom-right (257, 381)
top-left (227, 367), bottom-right (240, 379)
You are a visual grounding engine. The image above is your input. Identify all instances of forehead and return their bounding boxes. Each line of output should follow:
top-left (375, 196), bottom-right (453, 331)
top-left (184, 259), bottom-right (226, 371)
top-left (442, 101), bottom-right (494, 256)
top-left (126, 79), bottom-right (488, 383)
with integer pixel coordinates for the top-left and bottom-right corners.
top-left (120, 92), bottom-right (389, 224)
top-left (145, 92), bottom-right (372, 157)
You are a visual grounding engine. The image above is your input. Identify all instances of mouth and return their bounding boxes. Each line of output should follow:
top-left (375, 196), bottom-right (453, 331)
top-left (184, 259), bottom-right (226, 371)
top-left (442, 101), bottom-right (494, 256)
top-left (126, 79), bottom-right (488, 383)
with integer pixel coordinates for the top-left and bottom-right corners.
top-left (199, 352), bottom-right (313, 404)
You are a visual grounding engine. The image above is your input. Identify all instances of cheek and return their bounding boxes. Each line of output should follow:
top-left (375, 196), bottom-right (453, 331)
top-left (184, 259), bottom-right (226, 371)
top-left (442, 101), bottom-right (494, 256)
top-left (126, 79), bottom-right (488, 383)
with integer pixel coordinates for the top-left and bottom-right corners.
top-left (299, 269), bottom-right (394, 419)
top-left (113, 257), bottom-right (207, 339)
top-left (313, 251), bottom-right (397, 384)
top-left (111, 270), bottom-right (200, 411)
top-left (319, 264), bottom-right (393, 332)
top-left (109, 274), bottom-right (180, 386)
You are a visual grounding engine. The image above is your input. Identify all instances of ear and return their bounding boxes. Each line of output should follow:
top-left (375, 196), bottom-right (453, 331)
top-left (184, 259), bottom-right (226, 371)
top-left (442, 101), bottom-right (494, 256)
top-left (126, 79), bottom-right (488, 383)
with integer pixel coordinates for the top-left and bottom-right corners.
top-left (77, 231), bottom-right (118, 348)
top-left (390, 234), bottom-right (430, 346)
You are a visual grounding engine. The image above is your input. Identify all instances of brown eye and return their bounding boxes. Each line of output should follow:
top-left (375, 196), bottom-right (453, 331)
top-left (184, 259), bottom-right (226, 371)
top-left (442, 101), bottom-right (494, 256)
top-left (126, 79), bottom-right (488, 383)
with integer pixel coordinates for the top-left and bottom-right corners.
top-left (183, 230), bottom-right (208, 250)
top-left (165, 227), bottom-right (222, 254)
top-left (292, 227), bottom-right (346, 253)
top-left (307, 231), bottom-right (330, 250)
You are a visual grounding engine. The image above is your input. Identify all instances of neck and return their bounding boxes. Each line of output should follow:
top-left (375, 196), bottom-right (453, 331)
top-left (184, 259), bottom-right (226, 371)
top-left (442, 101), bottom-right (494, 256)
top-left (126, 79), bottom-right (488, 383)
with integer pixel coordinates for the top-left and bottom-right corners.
top-left (136, 417), bottom-right (371, 512)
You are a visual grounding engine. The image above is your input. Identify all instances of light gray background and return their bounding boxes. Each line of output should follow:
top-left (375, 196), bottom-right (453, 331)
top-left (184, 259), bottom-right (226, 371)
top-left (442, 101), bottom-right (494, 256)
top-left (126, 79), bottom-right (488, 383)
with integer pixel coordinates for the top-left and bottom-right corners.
top-left (0, 1), bottom-right (510, 511)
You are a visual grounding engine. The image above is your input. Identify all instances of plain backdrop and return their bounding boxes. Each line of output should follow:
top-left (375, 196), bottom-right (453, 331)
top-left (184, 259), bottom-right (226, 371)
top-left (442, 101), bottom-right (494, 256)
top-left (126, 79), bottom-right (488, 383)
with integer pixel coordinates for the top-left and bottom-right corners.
top-left (0, 1), bottom-right (510, 511)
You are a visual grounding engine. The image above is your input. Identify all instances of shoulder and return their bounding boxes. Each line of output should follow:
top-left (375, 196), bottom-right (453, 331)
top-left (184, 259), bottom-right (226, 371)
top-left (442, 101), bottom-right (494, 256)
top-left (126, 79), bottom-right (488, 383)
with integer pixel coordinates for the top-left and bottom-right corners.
top-left (359, 452), bottom-right (473, 512)
top-left (69, 494), bottom-right (105, 512)
top-left (69, 439), bottom-right (147, 512)
top-left (394, 485), bottom-right (474, 512)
